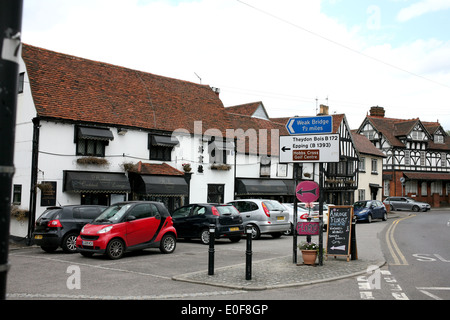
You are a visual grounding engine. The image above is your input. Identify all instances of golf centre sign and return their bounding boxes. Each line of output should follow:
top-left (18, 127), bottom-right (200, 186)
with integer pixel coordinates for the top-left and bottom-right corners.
top-left (279, 134), bottom-right (340, 163)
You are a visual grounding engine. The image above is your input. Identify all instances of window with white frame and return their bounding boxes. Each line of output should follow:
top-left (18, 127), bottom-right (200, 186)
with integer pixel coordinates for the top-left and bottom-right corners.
top-left (383, 180), bottom-right (390, 197)
top-left (405, 180), bottom-right (417, 194)
top-left (371, 158), bottom-right (378, 174)
top-left (431, 181), bottom-right (442, 195)
top-left (421, 182), bottom-right (427, 196)
top-left (358, 189), bottom-right (365, 201)
top-left (359, 157), bottom-right (365, 172)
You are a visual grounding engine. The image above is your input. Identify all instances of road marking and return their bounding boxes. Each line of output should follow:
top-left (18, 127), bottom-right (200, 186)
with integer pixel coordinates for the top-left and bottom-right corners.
top-left (385, 215), bottom-right (415, 266)
top-left (416, 287), bottom-right (450, 300)
top-left (357, 268), bottom-right (409, 300)
top-left (7, 289), bottom-right (247, 300)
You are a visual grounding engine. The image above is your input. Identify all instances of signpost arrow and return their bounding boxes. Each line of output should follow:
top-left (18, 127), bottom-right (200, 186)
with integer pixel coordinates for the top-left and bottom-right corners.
top-left (296, 181), bottom-right (319, 203)
top-left (286, 115), bottom-right (333, 135)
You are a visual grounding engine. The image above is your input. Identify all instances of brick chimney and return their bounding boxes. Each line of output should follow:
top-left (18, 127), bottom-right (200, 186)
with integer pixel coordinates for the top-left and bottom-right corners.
top-left (370, 106), bottom-right (385, 117)
top-left (318, 104), bottom-right (329, 115)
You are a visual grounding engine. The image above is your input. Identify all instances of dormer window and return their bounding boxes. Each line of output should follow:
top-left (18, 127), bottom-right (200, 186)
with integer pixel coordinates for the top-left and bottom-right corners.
top-left (411, 130), bottom-right (424, 141)
top-left (434, 135), bottom-right (444, 144)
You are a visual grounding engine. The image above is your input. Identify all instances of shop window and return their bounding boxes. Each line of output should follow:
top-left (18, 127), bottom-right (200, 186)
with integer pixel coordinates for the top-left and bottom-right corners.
top-left (81, 193), bottom-right (109, 206)
top-left (207, 184), bottom-right (224, 203)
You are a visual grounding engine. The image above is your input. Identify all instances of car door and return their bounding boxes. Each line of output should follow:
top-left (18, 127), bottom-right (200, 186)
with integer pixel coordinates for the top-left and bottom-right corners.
top-left (229, 201), bottom-right (259, 225)
top-left (171, 205), bottom-right (194, 238)
top-left (373, 201), bottom-right (382, 219)
top-left (187, 205), bottom-right (208, 236)
top-left (125, 203), bottom-right (161, 247)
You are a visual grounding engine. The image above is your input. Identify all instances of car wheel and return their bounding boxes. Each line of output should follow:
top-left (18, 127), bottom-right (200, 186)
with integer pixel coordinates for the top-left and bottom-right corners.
top-left (106, 239), bottom-right (125, 259)
top-left (41, 246), bottom-right (58, 253)
top-left (62, 232), bottom-right (78, 253)
top-left (382, 212), bottom-right (387, 221)
top-left (200, 229), bottom-right (211, 245)
top-left (249, 224), bottom-right (261, 240)
top-left (284, 223), bottom-right (293, 235)
top-left (412, 206), bottom-right (420, 212)
top-left (367, 214), bottom-right (372, 223)
top-left (160, 233), bottom-right (176, 254)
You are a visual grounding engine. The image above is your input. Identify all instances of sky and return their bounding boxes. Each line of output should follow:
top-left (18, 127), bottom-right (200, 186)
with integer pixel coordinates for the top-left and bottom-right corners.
top-left (21, 0), bottom-right (450, 131)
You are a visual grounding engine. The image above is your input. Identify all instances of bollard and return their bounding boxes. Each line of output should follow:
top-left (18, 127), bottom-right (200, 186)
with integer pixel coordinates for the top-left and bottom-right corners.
top-left (208, 224), bottom-right (215, 275)
top-left (245, 225), bottom-right (252, 280)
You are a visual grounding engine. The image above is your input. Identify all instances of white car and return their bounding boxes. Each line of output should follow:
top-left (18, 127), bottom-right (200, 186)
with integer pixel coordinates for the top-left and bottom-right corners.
top-left (297, 202), bottom-right (330, 229)
top-left (281, 203), bottom-right (309, 235)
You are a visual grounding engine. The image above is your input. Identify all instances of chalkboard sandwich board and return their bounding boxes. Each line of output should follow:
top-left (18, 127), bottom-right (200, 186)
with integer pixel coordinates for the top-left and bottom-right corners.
top-left (326, 206), bottom-right (353, 261)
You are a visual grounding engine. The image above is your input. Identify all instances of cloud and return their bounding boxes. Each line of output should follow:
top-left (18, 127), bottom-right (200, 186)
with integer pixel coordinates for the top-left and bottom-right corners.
top-left (397, 0), bottom-right (450, 22)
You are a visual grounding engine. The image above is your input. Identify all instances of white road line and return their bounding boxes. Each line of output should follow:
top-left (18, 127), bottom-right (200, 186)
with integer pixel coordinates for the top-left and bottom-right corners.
top-left (7, 290), bottom-right (247, 300)
top-left (416, 287), bottom-right (450, 300)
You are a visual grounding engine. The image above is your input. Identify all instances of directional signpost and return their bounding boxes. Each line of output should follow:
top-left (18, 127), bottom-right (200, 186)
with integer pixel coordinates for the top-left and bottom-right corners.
top-left (285, 115), bottom-right (339, 266)
top-left (279, 134), bottom-right (340, 163)
top-left (286, 115), bottom-right (333, 135)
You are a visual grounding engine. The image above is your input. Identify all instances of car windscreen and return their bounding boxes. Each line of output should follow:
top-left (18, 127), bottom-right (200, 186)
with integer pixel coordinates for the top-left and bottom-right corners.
top-left (216, 205), bottom-right (239, 215)
top-left (263, 201), bottom-right (286, 211)
top-left (354, 201), bottom-right (369, 209)
top-left (93, 203), bottom-right (133, 224)
top-left (37, 208), bottom-right (62, 220)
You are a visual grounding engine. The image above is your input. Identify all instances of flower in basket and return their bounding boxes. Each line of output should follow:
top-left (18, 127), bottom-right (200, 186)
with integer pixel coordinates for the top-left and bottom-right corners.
top-left (298, 241), bottom-right (319, 252)
top-left (304, 202), bottom-right (314, 209)
top-left (182, 163), bottom-right (191, 172)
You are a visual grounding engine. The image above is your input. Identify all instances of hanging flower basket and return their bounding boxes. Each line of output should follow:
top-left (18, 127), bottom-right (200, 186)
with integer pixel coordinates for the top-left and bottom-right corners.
top-left (210, 163), bottom-right (231, 171)
top-left (182, 163), bottom-right (192, 172)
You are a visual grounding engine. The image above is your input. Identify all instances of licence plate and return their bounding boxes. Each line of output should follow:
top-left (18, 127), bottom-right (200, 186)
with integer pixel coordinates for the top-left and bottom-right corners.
top-left (34, 235), bottom-right (43, 240)
top-left (229, 227), bottom-right (239, 231)
top-left (277, 216), bottom-right (285, 221)
top-left (82, 240), bottom-right (94, 246)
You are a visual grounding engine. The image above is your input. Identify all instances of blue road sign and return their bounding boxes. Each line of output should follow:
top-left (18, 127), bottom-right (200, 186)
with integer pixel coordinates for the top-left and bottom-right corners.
top-left (286, 116), bottom-right (333, 135)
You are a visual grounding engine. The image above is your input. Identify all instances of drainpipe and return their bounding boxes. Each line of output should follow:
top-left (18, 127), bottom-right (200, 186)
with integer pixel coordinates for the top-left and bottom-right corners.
top-left (0, 0), bottom-right (23, 300)
top-left (27, 117), bottom-right (40, 244)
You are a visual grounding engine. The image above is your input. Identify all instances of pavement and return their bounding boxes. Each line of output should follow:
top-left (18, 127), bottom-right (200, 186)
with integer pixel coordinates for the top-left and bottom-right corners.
top-left (172, 210), bottom-right (423, 290)
top-left (7, 210), bottom-right (436, 292)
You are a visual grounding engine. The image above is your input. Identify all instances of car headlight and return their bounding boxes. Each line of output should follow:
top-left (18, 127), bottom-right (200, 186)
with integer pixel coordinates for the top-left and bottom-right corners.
top-left (97, 226), bottom-right (113, 234)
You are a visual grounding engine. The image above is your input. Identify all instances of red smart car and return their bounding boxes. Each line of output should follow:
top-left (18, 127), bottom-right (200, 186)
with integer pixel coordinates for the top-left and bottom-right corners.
top-left (76, 201), bottom-right (177, 259)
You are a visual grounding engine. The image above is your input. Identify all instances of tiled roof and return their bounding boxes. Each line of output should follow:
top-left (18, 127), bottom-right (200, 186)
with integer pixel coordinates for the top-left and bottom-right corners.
top-left (226, 102), bottom-right (264, 117)
top-left (132, 162), bottom-right (184, 176)
top-left (22, 44), bottom-right (233, 135)
top-left (351, 131), bottom-right (386, 157)
top-left (226, 112), bottom-right (288, 156)
top-left (366, 116), bottom-right (450, 150)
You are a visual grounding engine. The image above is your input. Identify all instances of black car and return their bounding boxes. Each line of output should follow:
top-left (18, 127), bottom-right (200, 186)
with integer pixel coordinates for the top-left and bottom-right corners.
top-left (171, 203), bottom-right (244, 244)
top-left (33, 205), bottom-right (106, 253)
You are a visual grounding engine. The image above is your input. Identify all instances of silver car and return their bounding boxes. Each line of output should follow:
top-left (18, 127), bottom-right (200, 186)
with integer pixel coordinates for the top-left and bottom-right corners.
top-left (228, 199), bottom-right (290, 239)
top-left (383, 197), bottom-right (431, 212)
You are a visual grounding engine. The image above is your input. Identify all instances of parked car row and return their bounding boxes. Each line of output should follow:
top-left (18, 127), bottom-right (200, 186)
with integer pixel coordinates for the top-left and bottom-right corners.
top-left (32, 196), bottom-right (431, 259)
top-left (32, 199), bottom-right (291, 259)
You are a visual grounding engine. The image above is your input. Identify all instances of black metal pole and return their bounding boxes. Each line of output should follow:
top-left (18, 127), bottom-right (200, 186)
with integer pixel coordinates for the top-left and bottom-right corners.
top-left (293, 163), bottom-right (299, 264)
top-left (245, 225), bottom-right (252, 280)
top-left (318, 163), bottom-right (324, 266)
top-left (0, 0), bottom-right (23, 300)
top-left (208, 224), bottom-right (215, 275)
